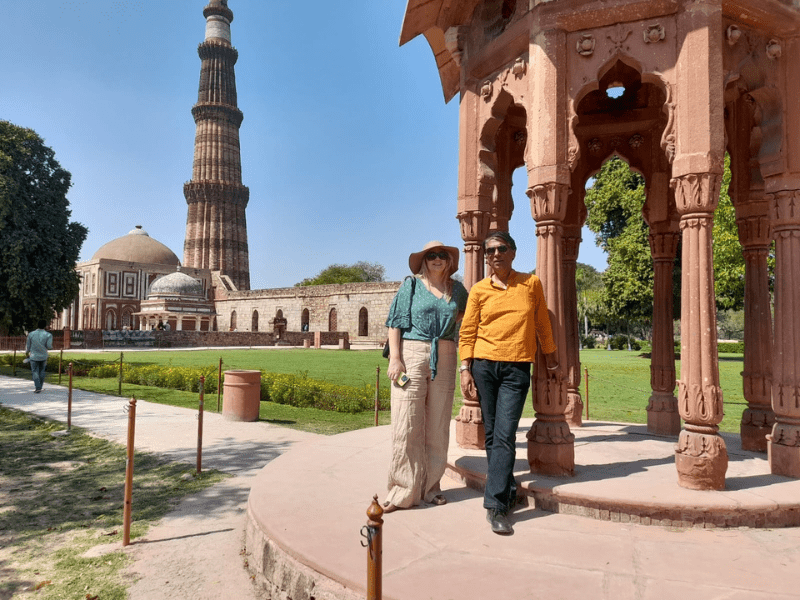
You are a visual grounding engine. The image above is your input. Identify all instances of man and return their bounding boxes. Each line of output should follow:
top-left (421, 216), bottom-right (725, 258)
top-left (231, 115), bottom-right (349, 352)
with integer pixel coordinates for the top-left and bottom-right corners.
top-left (26, 319), bottom-right (54, 393)
top-left (459, 232), bottom-right (559, 535)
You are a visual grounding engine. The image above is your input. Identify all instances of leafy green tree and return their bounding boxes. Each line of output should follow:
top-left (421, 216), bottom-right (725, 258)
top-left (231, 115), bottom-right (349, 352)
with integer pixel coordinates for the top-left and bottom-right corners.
top-left (295, 261), bottom-right (386, 286)
top-left (575, 262), bottom-right (604, 336)
top-left (712, 154), bottom-right (745, 311)
top-left (584, 158), bottom-right (655, 321)
top-left (0, 121), bottom-right (88, 334)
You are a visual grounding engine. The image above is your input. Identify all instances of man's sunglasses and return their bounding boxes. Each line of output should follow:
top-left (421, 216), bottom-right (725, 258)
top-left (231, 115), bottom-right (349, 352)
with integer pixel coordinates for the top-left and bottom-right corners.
top-left (485, 245), bottom-right (509, 256)
top-left (425, 251), bottom-right (449, 261)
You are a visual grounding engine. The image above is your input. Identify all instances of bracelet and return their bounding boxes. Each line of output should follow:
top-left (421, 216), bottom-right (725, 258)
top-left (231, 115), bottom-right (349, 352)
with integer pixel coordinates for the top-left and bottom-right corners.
top-left (546, 363), bottom-right (559, 371)
top-left (459, 365), bottom-right (470, 373)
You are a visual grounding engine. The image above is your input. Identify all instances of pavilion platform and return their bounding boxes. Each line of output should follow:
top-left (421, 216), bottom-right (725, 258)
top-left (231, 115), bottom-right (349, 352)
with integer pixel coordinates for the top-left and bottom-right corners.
top-left (245, 419), bottom-right (800, 600)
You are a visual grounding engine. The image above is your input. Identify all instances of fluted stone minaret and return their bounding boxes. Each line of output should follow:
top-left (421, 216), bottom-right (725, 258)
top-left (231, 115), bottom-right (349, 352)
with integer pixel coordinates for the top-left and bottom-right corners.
top-left (183, 0), bottom-right (250, 290)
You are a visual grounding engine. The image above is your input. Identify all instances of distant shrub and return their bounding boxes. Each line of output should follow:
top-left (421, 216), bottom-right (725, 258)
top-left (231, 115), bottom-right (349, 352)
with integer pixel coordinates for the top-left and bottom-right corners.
top-left (82, 363), bottom-right (388, 414)
top-left (580, 335), bottom-right (596, 349)
top-left (609, 335), bottom-right (641, 351)
top-left (717, 341), bottom-right (744, 353)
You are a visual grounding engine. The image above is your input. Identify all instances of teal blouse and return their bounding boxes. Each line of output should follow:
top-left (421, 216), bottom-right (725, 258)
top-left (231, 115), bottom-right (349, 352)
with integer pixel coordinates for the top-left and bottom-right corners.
top-left (385, 277), bottom-right (468, 379)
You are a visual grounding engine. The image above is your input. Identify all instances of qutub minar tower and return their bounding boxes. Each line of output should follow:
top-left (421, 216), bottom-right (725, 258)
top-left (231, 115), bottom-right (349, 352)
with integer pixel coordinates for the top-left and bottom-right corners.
top-left (183, 0), bottom-right (250, 291)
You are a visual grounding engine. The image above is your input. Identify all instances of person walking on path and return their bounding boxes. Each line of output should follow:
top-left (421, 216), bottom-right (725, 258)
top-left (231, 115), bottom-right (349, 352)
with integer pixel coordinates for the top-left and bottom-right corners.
top-left (383, 240), bottom-right (469, 513)
top-left (26, 319), bottom-right (53, 393)
top-left (458, 231), bottom-right (559, 535)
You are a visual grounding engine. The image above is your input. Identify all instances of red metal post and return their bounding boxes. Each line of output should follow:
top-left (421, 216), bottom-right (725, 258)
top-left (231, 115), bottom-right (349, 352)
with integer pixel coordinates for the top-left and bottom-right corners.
top-left (365, 495), bottom-right (383, 600)
top-left (67, 363), bottom-right (73, 431)
top-left (197, 376), bottom-right (205, 475)
top-left (58, 349), bottom-right (63, 385)
top-left (217, 357), bottom-right (223, 412)
top-left (375, 366), bottom-right (380, 427)
top-left (584, 366), bottom-right (589, 421)
top-left (123, 397), bottom-right (137, 546)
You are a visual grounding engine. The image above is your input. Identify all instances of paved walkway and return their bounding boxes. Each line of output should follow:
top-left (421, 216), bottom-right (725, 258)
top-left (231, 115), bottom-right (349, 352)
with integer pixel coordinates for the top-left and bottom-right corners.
top-left (0, 374), bottom-right (318, 600)
top-left (4, 373), bottom-right (800, 600)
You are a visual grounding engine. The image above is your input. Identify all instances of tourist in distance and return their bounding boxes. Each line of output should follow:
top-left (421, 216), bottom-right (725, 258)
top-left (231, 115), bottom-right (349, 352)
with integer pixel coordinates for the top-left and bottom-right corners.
top-left (383, 241), bottom-right (468, 513)
top-left (26, 319), bottom-right (54, 394)
top-left (458, 231), bottom-right (559, 535)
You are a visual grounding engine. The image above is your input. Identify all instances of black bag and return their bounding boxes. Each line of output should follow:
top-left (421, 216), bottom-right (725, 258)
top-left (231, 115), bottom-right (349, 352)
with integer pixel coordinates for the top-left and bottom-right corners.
top-left (384, 277), bottom-right (416, 360)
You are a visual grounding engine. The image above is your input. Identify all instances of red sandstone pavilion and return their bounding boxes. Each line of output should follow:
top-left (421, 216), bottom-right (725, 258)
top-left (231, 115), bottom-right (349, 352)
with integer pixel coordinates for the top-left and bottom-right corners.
top-left (401, 0), bottom-right (800, 489)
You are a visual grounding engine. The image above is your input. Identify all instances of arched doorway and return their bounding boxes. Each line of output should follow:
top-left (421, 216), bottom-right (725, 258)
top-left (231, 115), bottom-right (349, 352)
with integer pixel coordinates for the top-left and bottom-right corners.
top-left (301, 308), bottom-right (309, 332)
top-left (328, 308), bottom-right (337, 332)
top-left (230, 310), bottom-right (237, 331)
top-left (358, 307), bottom-right (368, 336)
top-left (252, 310), bottom-right (259, 332)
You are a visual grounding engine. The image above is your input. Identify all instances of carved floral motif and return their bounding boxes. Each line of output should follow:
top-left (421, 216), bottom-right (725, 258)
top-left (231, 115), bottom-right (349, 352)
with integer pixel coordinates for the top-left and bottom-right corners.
top-left (527, 183), bottom-right (569, 221)
top-left (767, 39), bottom-right (782, 60)
top-left (726, 25), bottom-right (741, 46)
top-left (629, 134), bottom-right (644, 149)
top-left (588, 138), bottom-right (603, 155)
top-left (576, 33), bottom-right (595, 56)
top-left (672, 173), bottom-right (722, 214)
top-left (481, 80), bottom-right (493, 101)
top-left (643, 24), bottom-right (665, 44)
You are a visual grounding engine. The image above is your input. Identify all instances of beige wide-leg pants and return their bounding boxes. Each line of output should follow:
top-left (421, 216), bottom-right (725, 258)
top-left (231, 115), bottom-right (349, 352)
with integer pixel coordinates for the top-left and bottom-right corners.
top-left (386, 338), bottom-right (456, 508)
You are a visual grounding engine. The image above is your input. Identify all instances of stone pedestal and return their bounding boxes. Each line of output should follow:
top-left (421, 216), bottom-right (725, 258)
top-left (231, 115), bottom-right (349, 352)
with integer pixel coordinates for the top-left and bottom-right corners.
top-left (455, 402), bottom-right (485, 450)
top-left (646, 392), bottom-right (681, 437)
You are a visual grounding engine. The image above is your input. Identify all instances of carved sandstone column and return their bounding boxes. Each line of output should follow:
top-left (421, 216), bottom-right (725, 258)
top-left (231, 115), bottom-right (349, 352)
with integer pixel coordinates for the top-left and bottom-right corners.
top-left (767, 190), bottom-right (800, 476)
top-left (526, 182), bottom-right (574, 476)
top-left (563, 227), bottom-right (583, 427)
top-left (646, 222), bottom-right (680, 436)
top-left (455, 209), bottom-right (491, 450)
top-left (672, 173), bottom-right (728, 490)
top-left (737, 211), bottom-right (774, 451)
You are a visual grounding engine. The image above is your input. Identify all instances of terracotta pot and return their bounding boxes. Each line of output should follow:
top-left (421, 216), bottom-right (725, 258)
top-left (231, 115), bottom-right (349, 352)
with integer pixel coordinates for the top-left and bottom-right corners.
top-left (222, 370), bottom-right (261, 422)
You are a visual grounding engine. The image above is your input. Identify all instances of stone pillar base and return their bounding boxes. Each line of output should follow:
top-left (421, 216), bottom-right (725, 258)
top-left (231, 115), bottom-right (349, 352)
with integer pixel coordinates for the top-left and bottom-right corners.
top-left (646, 394), bottom-right (680, 437)
top-left (741, 424), bottom-right (771, 453)
top-left (675, 430), bottom-right (728, 490)
top-left (455, 405), bottom-right (484, 450)
top-left (768, 441), bottom-right (800, 478)
top-left (526, 420), bottom-right (575, 476)
top-left (740, 408), bottom-right (774, 452)
top-left (566, 392), bottom-right (583, 428)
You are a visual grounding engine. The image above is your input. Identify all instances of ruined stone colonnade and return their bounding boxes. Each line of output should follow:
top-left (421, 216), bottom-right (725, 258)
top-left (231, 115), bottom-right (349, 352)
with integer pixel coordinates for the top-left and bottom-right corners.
top-left (401, 0), bottom-right (800, 490)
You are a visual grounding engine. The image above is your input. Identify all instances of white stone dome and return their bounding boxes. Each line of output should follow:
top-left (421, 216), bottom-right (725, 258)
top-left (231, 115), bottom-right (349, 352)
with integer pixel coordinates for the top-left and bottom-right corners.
top-left (150, 271), bottom-right (204, 297)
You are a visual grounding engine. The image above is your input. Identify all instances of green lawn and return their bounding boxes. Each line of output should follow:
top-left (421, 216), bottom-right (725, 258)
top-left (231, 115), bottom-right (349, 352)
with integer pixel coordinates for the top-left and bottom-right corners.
top-left (5, 347), bottom-right (747, 434)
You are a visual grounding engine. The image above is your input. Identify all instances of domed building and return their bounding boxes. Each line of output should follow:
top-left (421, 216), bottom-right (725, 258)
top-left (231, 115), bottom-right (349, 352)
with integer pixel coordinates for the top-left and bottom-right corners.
top-left (56, 226), bottom-right (213, 331)
top-left (136, 268), bottom-right (216, 332)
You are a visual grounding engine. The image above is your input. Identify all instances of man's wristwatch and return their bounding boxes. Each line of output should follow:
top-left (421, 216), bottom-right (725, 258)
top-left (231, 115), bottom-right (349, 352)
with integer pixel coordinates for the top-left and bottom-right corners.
top-left (459, 364), bottom-right (470, 373)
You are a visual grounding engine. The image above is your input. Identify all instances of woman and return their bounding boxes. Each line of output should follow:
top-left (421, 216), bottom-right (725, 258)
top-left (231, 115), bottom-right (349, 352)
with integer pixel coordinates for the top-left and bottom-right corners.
top-left (384, 241), bottom-right (468, 512)
top-left (458, 231), bottom-right (558, 535)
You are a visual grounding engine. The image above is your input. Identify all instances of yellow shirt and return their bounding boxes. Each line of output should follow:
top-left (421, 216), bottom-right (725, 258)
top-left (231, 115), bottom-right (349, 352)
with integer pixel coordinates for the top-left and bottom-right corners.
top-left (459, 271), bottom-right (557, 363)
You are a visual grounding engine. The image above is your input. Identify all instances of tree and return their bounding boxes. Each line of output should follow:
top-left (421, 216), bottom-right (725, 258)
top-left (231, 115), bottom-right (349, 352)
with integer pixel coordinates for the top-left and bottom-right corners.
top-left (575, 262), bottom-right (604, 336)
top-left (0, 121), bottom-right (88, 335)
top-left (295, 261), bottom-right (386, 286)
top-left (584, 155), bottom-right (745, 332)
top-left (584, 157), bottom-right (656, 322)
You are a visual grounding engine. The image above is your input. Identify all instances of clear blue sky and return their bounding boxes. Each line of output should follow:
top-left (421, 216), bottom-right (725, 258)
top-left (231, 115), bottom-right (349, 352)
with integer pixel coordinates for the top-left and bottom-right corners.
top-left (2, 1), bottom-right (607, 289)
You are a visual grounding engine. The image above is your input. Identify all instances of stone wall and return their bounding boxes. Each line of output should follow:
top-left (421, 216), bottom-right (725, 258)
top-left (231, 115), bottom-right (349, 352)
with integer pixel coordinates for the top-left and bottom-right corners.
top-left (214, 281), bottom-right (401, 342)
top-left (64, 329), bottom-right (349, 349)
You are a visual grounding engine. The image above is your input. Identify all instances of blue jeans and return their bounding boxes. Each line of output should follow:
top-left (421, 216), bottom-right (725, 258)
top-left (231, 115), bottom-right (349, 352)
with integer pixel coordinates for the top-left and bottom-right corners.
top-left (472, 359), bottom-right (531, 512)
top-left (30, 359), bottom-right (47, 391)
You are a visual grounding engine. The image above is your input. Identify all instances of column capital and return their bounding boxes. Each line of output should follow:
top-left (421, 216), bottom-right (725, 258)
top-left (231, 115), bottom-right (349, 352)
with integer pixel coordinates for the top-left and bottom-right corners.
top-left (457, 210), bottom-right (491, 243)
top-left (527, 182), bottom-right (569, 222)
top-left (648, 229), bottom-right (680, 261)
top-left (737, 214), bottom-right (771, 249)
top-left (671, 173), bottom-right (721, 215)
top-left (768, 190), bottom-right (800, 231)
